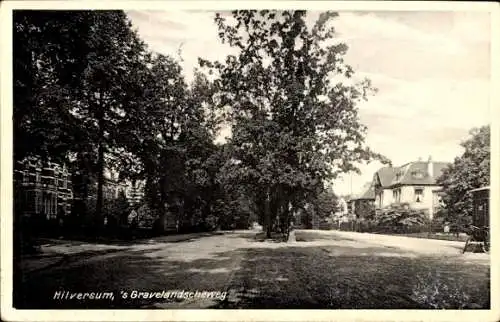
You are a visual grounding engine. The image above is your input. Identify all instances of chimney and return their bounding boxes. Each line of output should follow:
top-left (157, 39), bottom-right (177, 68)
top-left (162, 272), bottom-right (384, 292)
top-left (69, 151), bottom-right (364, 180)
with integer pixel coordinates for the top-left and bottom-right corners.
top-left (427, 155), bottom-right (433, 178)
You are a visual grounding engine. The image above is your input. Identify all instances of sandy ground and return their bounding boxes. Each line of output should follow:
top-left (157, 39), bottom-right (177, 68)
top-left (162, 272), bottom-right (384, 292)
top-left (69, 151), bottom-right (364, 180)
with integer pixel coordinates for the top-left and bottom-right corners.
top-left (294, 229), bottom-right (489, 262)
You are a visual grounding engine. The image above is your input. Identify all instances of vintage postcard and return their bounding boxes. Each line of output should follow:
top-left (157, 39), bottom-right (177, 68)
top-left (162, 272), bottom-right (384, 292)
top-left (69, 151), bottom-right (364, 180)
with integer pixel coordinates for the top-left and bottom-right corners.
top-left (1, 1), bottom-right (499, 321)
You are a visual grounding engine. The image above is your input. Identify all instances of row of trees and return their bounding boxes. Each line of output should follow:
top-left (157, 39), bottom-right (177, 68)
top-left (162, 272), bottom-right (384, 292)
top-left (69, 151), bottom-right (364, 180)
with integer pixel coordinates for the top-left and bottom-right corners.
top-left (14, 10), bottom-right (386, 237)
top-left (14, 10), bottom-right (234, 232)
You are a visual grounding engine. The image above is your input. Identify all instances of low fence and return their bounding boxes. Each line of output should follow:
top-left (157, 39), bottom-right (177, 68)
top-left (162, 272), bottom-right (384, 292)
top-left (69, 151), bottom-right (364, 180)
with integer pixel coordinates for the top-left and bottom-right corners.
top-left (326, 220), bottom-right (448, 235)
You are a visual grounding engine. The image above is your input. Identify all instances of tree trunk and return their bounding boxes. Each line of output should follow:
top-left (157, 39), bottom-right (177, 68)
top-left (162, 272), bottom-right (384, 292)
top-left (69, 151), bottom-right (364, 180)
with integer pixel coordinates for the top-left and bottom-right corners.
top-left (159, 175), bottom-right (167, 212)
top-left (95, 97), bottom-right (105, 236)
top-left (95, 139), bottom-right (105, 235)
top-left (264, 187), bottom-right (272, 238)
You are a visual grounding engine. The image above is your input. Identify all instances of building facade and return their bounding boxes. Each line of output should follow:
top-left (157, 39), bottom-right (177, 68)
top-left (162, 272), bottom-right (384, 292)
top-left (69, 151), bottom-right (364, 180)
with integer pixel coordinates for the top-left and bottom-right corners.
top-left (15, 156), bottom-right (146, 223)
top-left (14, 156), bottom-right (73, 220)
top-left (124, 180), bottom-right (145, 207)
top-left (372, 157), bottom-right (449, 219)
top-left (373, 167), bottom-right (395, 209)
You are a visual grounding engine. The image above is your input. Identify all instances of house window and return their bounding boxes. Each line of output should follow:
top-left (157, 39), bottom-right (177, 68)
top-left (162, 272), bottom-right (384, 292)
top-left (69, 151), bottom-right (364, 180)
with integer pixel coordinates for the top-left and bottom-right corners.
top-left (26, 191), bottom-right (35, 212)
top-left (48, 196), bottom-right (53, 219)
top-left (412, 171), bottom-right (424, 179)
top-left (377, 192), bottom-right (383, 208)
top-left (393, 189), bottom-right (401, 203)
top-left (415, 188), bottom-right (424, 203)
top-left (52, 194), bottom-right (57, 216)
top-left (35, 191), bottom-right (41, 213)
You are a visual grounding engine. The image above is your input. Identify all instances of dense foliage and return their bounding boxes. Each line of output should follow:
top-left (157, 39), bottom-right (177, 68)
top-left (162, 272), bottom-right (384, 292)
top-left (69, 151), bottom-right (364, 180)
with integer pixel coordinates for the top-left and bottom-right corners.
top-left (374, 203), bottom-right (428, 228)
top-left (14, 10), bottom-right (386, 238)
top-left (436, 126), bottom-right (490, 228)
top-left (200, 10), bottom-right (388, 237)
top-left (351, 203), bottom-right (429, 234)
top-left (353, 200), bottom-right (375, 220)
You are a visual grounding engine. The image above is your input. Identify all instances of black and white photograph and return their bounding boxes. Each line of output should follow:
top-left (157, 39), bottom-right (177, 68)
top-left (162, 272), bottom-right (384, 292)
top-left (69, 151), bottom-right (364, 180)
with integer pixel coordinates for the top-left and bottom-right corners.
top-left (1, 1), bottom-right (498, 321)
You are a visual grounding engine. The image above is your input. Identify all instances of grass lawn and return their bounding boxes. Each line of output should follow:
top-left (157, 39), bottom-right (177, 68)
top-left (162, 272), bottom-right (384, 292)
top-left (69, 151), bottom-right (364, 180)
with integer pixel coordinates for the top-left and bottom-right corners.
top-left (216, 231), bottom-right (489, 309)
top-left (16, 231), bottom-right (489, 309)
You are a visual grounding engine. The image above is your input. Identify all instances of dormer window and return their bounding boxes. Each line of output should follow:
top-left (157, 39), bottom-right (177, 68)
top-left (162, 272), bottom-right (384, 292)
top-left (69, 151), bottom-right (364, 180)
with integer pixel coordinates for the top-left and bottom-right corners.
top-left (412, 171), bottom-right (424, 179)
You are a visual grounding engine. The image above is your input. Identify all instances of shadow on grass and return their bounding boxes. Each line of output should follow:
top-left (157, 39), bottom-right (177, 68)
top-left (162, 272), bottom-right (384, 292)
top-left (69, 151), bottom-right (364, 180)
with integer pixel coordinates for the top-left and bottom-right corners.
top-left (14, 239), bottom-right (490, 310)
top-left (35, 231), bottom-right (226, 248)
top-left (294, 230), bottom-right (356, 243)
top-left (214, 246), bottom-right (490, 309)
top-left (230, 231), bottom-right (289, 243)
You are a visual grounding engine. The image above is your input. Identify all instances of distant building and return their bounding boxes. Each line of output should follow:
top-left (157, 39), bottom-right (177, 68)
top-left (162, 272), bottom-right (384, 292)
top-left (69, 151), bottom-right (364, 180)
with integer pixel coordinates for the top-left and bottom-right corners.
top-left (335, 197), bottom-right (348, 217)
top-left (372, 156), bottom-right (450, 219)
top-left (124, 179), bottom-right (145, 207)
top-left (15, 155), bottom-right (147, 223)
top-left (347, 182), bottom-right (375, 219)
top-left (372, 166), bottom-right (396, 209)
top-left (74, 168), bottom-right (145, 202)
top-left (104, 169), bottom-right (127, 198)
top-left (72, 168), bottom-right (128, 215)
top-left (14, 156), bottom-right (73, 220)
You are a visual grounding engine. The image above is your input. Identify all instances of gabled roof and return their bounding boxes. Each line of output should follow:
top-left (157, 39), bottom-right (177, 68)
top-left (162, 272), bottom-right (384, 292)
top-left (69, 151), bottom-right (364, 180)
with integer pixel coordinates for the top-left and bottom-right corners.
top-left (360, 185), bottom-right (376, 199)
top-left (375, 167), bottom-right (396, 188)
top-left (350, 182), bottom-right (375, 201)
top-left (390, 161), bottom-right (449, 186)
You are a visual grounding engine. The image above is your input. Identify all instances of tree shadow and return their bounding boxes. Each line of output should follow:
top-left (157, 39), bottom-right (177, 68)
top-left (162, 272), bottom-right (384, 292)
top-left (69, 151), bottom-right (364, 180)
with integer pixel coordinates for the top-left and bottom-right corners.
top-left (215, 246), bottom-right (489, 309)
top-left (14, 245), bottom-right (244, 309)
top-left (294, 230), bottom-right (357, 242)
top-left (13, 237), bottom-right (490, 310)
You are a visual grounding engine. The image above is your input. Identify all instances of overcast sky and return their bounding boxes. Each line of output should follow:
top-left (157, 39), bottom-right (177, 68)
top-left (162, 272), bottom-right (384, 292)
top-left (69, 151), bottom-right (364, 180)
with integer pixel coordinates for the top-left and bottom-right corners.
top-left (126, 10), bottom-right (491, 196)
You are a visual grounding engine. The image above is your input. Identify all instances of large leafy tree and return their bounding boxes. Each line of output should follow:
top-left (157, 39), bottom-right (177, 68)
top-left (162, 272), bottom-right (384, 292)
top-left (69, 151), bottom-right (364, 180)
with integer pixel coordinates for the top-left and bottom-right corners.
top-left (14, 10), bottom-right (153, 229)
top-left (201, 10), bottom-right (387, 237)
top-left (116, 54), bottom-right (222, 230)
top-left (116, 53), bottom-right (189, 225)
top-left (314, 186), bottom-right (339, 220)
top-left (436, 125), bottom-right (490, 227)
top-left (13, 10), bottom-right (94, 163)
top-left (69, 11), bottom-right (148, 228)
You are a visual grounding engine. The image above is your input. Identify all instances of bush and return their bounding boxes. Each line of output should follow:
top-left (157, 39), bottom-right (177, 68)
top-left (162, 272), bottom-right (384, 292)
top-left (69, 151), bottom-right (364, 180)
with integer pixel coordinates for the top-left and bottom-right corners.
top-left (333, 204), bottom-right (430, 234)
top-left (372, 203), bottom-right (428, 233)
top-left (411, 272), bottom-right (474, 309)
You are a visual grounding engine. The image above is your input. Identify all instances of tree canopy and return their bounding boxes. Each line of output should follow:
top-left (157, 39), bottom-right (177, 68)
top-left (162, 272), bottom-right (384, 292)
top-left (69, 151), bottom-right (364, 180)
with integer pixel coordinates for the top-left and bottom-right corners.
top-left (436, 125), bottom-right (490, 226)
top-left (200, 10), bottom-right (388, 236)
top-left (14, 10), bottom-right (388, 237)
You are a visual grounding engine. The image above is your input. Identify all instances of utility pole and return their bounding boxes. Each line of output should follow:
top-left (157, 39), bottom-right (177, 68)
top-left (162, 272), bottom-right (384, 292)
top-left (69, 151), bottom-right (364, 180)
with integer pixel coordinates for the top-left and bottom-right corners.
top-left (349, 171), bottom-right (354, 232)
